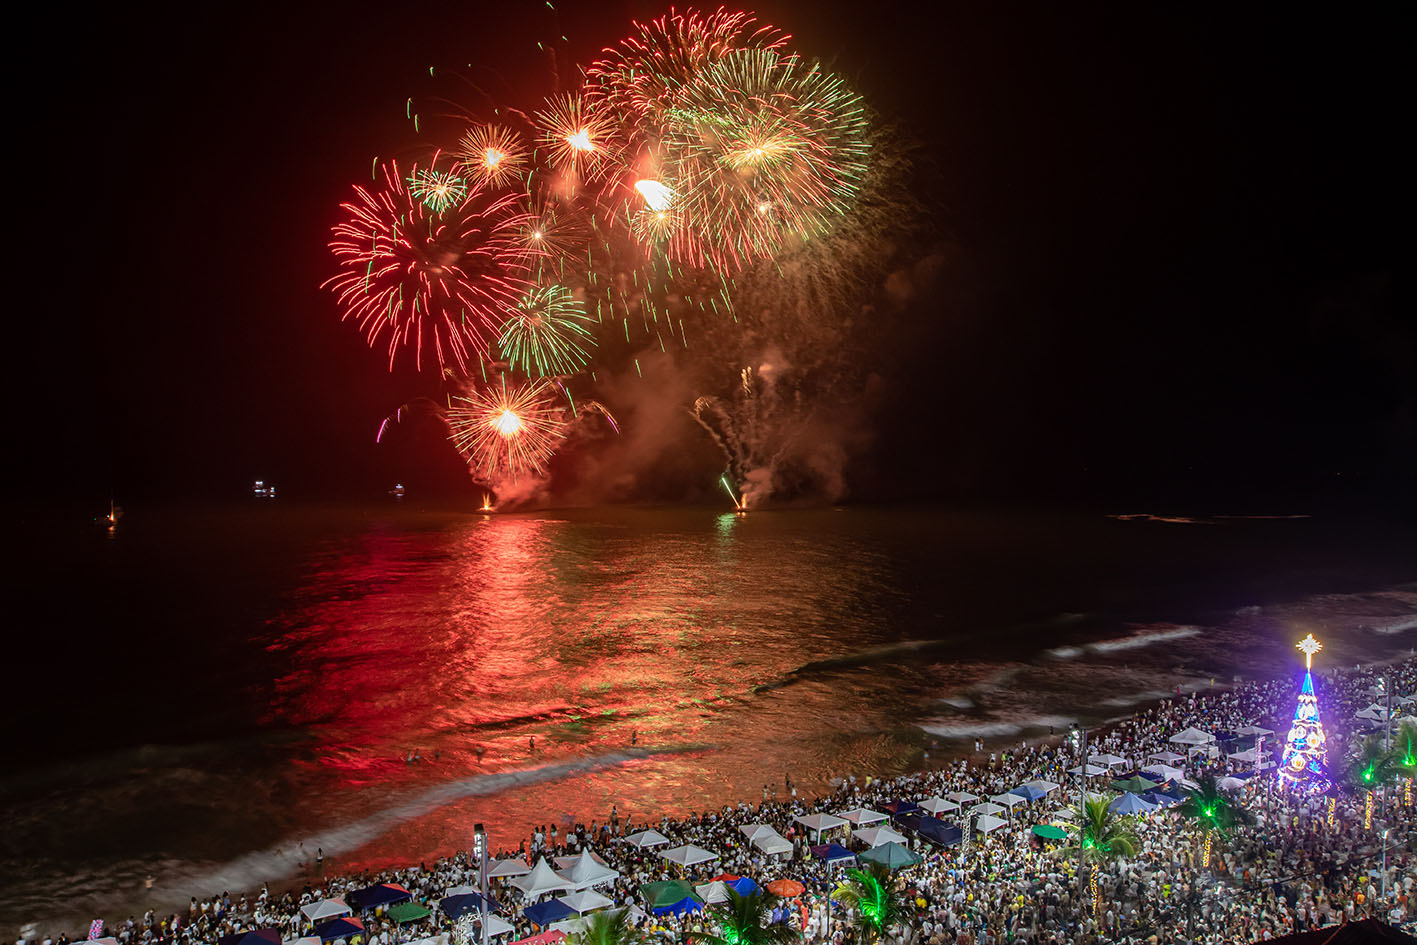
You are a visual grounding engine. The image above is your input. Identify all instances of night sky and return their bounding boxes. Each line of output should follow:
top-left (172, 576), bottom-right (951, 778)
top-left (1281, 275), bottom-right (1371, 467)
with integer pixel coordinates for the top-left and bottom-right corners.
top-left (26, 2), bottom-right (1412, 510)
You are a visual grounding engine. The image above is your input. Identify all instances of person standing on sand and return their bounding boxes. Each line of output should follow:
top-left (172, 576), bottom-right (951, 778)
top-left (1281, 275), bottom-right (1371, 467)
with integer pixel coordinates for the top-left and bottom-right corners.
top-left (316, 848), bottom-right (323, 874)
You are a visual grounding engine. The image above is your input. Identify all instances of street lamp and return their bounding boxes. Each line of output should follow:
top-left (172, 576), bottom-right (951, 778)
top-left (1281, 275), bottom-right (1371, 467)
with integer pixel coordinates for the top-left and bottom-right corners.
top-left (474, 823), bottom-right (489, 945)
top-left (1069, 724), bottom-right (1088, 906)
top-left (1381, 827), bottom-right (1390, 900)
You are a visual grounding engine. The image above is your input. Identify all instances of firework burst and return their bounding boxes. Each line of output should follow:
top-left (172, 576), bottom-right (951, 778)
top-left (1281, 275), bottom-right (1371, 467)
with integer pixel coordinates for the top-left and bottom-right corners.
top-left (662, 49), bottom-right (870, 272)
top-left (447, 379), bottom-right (568, 482)
top-left (499, 285), bottom-right (596, 377)
top-left (407, 167), bottom-right (469, 212)
top-left (585, 8), bottom-right (786, 141)
top-left (457, 124), bottom-right (527, 187)
top-left (324, 160), bottom-right (530, 372)
top-left (535, 94), bottom-right (618, 177)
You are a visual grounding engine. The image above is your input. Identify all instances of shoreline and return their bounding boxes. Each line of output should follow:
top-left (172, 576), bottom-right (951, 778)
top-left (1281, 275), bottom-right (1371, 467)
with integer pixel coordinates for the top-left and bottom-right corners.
top-left (18, 649), bottom-right (1415, 940)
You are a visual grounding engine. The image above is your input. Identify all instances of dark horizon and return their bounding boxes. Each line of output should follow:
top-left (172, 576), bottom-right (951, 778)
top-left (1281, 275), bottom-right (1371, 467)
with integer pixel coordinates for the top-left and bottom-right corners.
top-left (20, 1), bottom-right (1412, 511)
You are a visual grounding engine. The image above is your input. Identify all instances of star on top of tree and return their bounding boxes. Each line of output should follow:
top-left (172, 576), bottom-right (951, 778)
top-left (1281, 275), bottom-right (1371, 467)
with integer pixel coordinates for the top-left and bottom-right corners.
top-left (1296, 633), bottom-right (1323, 668)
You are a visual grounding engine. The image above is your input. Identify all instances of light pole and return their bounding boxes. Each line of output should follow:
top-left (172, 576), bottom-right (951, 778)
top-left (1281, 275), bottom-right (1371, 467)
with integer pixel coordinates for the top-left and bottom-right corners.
top-left (474, 823), bottom-right (490, 945)
top-left (1381, 827), bottom-right (1390, 900)
top-left (1069, 724), bottom-right (1088, 907)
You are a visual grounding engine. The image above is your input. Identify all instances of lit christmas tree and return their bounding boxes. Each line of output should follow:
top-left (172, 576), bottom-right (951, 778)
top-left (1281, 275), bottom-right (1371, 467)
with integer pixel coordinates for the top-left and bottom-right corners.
top-left (1279, 633), bottom-right (1331, 791)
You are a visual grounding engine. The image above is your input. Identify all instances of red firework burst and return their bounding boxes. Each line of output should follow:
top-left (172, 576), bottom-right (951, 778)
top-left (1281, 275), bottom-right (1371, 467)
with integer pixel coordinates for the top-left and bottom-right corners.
top-left (324, 160), bottom-right (530, 372)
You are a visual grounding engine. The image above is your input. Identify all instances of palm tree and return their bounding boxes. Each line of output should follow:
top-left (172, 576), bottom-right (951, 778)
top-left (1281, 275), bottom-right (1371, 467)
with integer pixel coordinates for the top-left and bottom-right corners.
top-left (1345, 735), bottom-right (1396, 829)
top-left (1177, 773), bottom-right (1254, 870)
top-left (831, 863), bottom-right (909, 945)
top-left (1066, 797), bottom-right (1138, 921)
top-left (569, 908), bottom-right (644, 945)
top-left (1387, 721), bottom-right (1417, 808)
top-left (689, 890), bottom-right (800, 945)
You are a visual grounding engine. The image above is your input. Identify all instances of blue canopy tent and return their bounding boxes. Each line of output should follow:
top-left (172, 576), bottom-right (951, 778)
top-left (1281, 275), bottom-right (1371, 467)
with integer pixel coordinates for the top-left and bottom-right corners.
top-left (810, 843), bottom-right (856, 864)
top-left (893, 813), bottom-right (961, 848)
top-left (1143, 791), bottom-right (1181, 809)
top-left (440, 893), bottom-right (502, 921)
top-left (347, 884), bottom-right (411, 912)
top-left (523, 900), bottom-right (576, 927)
top-left (1108, 792), bottom-right (1158, 815)
top-left (1008, 784), bottom-right (1046, 802)
top-left (653, 897), bottom-right (704, 917)
top-left (728, 877), bottom-right (760, 897)
top-left (313, 919), bottom-right (365, 942)
top-left (882, 801), bottom-right (921, 817)
top-left (219, 930), bottom-right (282, 945)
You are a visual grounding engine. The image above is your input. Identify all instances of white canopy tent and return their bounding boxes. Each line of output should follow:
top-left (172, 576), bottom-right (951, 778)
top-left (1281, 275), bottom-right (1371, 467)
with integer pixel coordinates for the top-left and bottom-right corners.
top-left (974, 814), bottom-right (1008, 834)
top-left (660, 844), bottom-right (719, 867)
top-left (1147, 751), bottom-right (1185, 764)
top-left (288, 937), bottom-right (323, 945)
top-left (739, 824), bottom-right (780, 842)
top-left (696, 881), bottom-right (736, 905)
top-left (510, 858), bottom-right (574, 899)
top-left (968, 802), bottom-right (1006, 818)
top-left (1170, 727), bottom-right (1215, 746)
top-left (554, 851), bottom-right (610, 870)
top-left (1143, 763), bottom-right (1186, 783)
top-left (918, 796), bottom-right (960, 815)
top-left (1234, 725), bottom-right (1275, 737)
top-left (557, 849), bottom-right (620, 889)
top-left (489, 859), bottom-right (532, 879)
top-left (1022, 779), bottom-right (1060, 795)
top-left (474, 918), bottom-right (514, 939)
top-left (302, 900), bottom-right (352, 922)
top-left (1089, 753), bottom-right (1128, 767)
top-left (947, 790), bottom-right (980, 804)
top-left (853, 825), bottom-right (908, 847)
top-left (445, 885), bottom-right (479, 898)
top-left (837, 807), bottom-right (888, 826)
top-left (557, 890), bottom-right (614, 915)
top-left (622, 829), bottom-right (671, 849)
top-left (990, 793), bottom-right (1026, 809)
top-left (794, 813), bottom-right (848, 837)
top-left (753, 834), bottom-right (794, 856)
top-left (1067, 764), bottom-right (1108, 776)
top-left (1227, 747), bottom-right (1269, 764)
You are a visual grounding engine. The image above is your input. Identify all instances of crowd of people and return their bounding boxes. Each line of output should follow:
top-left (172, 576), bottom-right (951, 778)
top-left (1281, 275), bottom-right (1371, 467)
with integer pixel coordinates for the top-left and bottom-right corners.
top-left (22, 657), bottom-right (1417, 945)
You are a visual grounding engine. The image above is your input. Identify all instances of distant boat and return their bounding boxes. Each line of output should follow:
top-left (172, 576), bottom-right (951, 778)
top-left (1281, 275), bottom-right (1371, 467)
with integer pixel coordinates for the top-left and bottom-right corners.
top-left (253, 480), bottom-right (276, 498)
top-left (389, 483), bottom-right (406, 498)
top-left (99, 495), bottom-right (123, 528)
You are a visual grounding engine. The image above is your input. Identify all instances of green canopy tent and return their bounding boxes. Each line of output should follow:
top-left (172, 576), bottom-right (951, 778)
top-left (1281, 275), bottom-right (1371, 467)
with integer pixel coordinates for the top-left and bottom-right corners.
top-left (1110, 776), bottom-right (1160, 794)
top-left (856, 841), bottom-right (923, 871)
top-left (1030, 824), bottom-right (1068, 841)
top-left (638, 880), bottom-right (701, 911)
top-left (386, 903), bottom-right (431, 924)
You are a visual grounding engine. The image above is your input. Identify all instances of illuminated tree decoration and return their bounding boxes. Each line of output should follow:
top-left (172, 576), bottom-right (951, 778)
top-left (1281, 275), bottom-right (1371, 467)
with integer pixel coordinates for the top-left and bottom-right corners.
top-left (1278, 634), bottom-right (1331, 792)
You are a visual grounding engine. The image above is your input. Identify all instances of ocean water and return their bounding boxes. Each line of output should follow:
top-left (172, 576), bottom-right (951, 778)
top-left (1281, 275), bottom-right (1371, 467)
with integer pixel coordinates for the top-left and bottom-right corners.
top-left (5, 503), bottom-right (1416, 931)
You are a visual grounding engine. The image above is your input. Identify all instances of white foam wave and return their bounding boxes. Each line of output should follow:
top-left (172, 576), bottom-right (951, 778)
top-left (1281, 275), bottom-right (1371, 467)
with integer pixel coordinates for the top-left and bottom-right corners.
top-left (1368, 616), bottom-right (1417, 635)
top-left (1088, 626), bottom-right (1201, 653)
top-left (147, 748), bottom-right (672, 908)
top-left (919, 714), bottom-right (1075, 739)
top-left (1098, 690), bottom-right (1177, 708)
top-left (1045, 626), bottom-right (1200, 659)
top-left (940, 696), bottom-right (975, 709)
